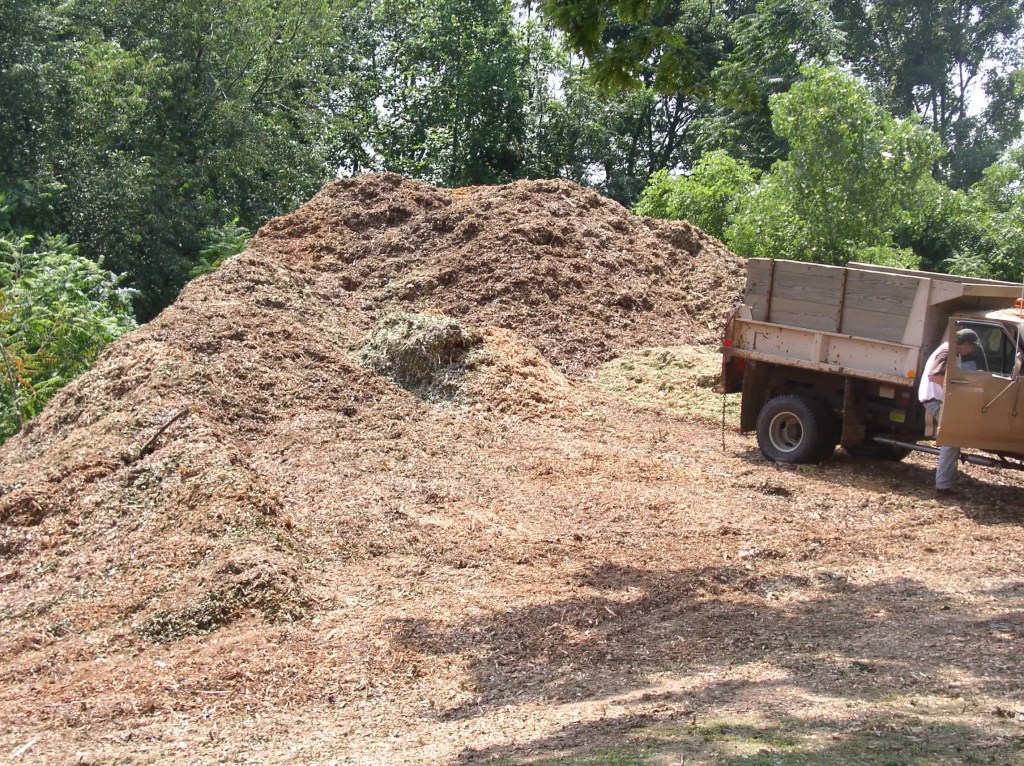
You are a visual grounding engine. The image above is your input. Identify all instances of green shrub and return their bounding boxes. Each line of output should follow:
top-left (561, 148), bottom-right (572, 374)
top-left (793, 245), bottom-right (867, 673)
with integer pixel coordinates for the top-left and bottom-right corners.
top-left (635, 152), bottom-right (760, 240)
top-left (0, 233), bottom-right (137, 442)
top-left (189, 218), bottom-right (252, 278)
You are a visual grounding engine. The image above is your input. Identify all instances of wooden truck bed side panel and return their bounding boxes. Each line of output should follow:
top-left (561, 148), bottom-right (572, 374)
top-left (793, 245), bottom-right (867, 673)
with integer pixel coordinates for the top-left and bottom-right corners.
top-left (842, 269), bottom-right (925, 343)
top-left (745, 260), bottom-right (927, 344)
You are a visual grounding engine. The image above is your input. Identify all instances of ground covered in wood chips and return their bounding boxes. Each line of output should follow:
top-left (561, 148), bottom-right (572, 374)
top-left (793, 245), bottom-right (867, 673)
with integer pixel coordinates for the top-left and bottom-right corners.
top-left (2, 174), bottom-right (1023, 766)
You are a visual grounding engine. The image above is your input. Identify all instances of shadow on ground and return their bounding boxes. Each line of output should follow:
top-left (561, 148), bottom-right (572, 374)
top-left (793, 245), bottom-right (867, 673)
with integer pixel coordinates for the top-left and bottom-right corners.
top-left (457, 713), bottom-right (1024, 765)
top-left (386, 562), bottom-right (1024, 764)
top-left (735, 446), bottom-right (1024, 526)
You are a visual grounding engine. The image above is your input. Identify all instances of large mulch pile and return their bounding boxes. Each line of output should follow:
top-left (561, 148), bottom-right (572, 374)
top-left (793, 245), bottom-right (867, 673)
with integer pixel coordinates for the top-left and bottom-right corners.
top-left (252, 173), bottom-right (742, 375)
top-left (2, 174), bottom-right (1023, 766)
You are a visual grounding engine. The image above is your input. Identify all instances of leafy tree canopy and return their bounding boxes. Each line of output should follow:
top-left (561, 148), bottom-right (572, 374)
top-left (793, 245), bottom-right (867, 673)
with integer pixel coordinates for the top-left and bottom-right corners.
top-left (634, 150), bottom-right (759, 238)
top-left (727, 65), bottom-right (942, 265)
top-left (3, 0), bottom-right (344, 319)
top-left (940, 147), bottom-right (1024, 280)
top-left (833, 0), bottom-right (1024, 187)
top-left (373, 0), bottom-right (528, 185)
top-left (542, 0), bottom-right (733, 96)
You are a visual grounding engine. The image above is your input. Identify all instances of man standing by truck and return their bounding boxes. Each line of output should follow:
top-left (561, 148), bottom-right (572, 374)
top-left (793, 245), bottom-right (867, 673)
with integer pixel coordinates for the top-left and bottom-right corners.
top-left (918, 329), bottom-right (980, 495)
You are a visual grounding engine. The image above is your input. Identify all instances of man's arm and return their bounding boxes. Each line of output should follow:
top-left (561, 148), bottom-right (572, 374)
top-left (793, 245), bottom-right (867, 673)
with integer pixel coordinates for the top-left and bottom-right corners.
top-left (927, 349), bottom-right (949, 387)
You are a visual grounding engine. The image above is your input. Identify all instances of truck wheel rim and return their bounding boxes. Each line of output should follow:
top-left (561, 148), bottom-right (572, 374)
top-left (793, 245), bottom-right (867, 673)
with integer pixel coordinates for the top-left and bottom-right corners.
top-left (768, 412), bottom-right (803, 452)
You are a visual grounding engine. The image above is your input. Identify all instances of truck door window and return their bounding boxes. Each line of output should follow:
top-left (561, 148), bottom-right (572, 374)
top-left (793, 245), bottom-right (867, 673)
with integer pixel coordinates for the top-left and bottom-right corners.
top-left (955, 321), bottom-right (1017, 375)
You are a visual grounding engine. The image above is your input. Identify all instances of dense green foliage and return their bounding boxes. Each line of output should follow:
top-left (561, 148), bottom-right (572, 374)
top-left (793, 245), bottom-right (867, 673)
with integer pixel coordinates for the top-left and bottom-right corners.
top-left (635, 151), bottom-right (760, 239)
top-left (0, 233), bottom-right (136, 441)
top-left (834, 0), bottom-right (1024, 188)
top-left (938, 148), bottom-right (1024, 280)
top-left (189, 219), bottom-right (253, 279)
top-left (545, 0), bottom-right (1024, 184)
top-left (372, 0), bottom-right (527, 184)
top-left (543, 0), bottom-right (1023, 278)
top-left (7, 0), bottom-right (1019, 303)
top-left (3, 0), bottom-right (343, 318)
top-left (728, 66), bottom-right (942, 266)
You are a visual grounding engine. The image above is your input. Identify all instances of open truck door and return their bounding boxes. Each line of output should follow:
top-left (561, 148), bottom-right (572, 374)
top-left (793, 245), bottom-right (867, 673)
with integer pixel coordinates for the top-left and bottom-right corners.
top-left (939, 318), bottom-right (1024, 454)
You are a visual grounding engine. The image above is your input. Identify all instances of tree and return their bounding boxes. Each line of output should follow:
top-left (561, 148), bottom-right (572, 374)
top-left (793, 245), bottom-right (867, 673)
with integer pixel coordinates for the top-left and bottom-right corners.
top-left (373, 0), bottom-right (528, 185)
top-left (0, 0), bottom-right (56, 183)
top-left (544, 0), bottom-right (1024, 188)
top-left (517, 4), bottom-right (721, 203)
top-left (189, 219), bottom-right (252, 279)
top-left (541, 0), bottom-right (846, 186)
top-left (0, 0), bottom-right (78, 246)
top-left (561, 73), bottom-right (708, 203)
top-left (541, 0), bottom-right (734, 97)
top-left (634, 150), bottom-right (759, 238)
top-left (320, 0), bottom-right (383, 177)
top-left (727, 66), bottom-right (942, 265)
top-left (701, 0), bottom-right (843, 169)
top-left (35, 0), bottom-right (343, 318)
top-left (832, 0), bottom-right (1024, 187)
top-left (939, 147), bottom-right (1024, 281)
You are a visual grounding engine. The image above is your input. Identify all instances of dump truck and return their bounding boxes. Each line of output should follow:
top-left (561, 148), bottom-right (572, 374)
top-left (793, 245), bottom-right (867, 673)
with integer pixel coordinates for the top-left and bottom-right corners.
top-left (720, 258), bottom-right (1024, 469)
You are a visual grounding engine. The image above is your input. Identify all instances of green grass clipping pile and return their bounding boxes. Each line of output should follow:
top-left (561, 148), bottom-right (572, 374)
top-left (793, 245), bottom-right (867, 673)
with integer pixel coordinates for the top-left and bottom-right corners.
top-left (595, 346), bottom-right (739, 424)
top-left (358, 312), bottom-right (483, 402)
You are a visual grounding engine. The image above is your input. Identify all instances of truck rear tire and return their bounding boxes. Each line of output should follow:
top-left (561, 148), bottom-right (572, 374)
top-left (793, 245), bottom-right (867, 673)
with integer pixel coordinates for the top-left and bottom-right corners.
top-left (756, 395), bottom-right (835, 463)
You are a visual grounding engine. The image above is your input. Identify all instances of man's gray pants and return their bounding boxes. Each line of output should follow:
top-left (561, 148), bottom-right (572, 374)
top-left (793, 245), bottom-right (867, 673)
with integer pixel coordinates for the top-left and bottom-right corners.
top-left (922, 399), bottom-right (960, 490)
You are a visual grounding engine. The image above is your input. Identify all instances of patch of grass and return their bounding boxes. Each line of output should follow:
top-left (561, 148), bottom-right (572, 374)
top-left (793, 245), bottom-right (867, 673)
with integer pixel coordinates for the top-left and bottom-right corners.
top-left (689, 716), bottom-right (1024, 766)
top-left (516, 746), bottom-right (658, 765)
top-left (695, 720), bottom-right (802, 750)
top-left (595, 346), bottom-right (739, 423)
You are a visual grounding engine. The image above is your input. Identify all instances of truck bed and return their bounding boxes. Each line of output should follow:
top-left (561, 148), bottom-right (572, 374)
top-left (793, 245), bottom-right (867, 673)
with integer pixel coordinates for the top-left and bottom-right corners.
top-left (734, 260), bottom-right (1024, 384)
top-left (745, 259), bottom-right (1023, 346)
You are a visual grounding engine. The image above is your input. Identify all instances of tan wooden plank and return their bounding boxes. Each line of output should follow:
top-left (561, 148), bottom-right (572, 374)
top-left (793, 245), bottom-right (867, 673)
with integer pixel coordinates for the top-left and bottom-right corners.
top-left (739, 318), bottom-right (919, 350)
top-left (842, 293), bottom-right (916, 320)
top-left (765, 296), bottom-right (841, 332)
top-left (849, 261), bottom-right (1020, 288)
top-left (745, 270), bottom-right (773, 295)
top-left (744, 260), bottom-right (772, 300)
top-left (729, 346), bottom-right (914, 386)
top-left (745, 259), bottom-right (773, 284)
top-left (845, 269), bottom-right (921, 312)
top-left (840, 306), bottom-right (908, 343)
top-left (746, 261), bottom-right (847, 325)
top-left (771, 274), bottom-right (844, 304)
top-left (747, 292), bottom-right (768, 322)
top-left (846, 266), bottom-right (922, 291)
top-left (745, 260), bottom-right (927, 338)
top-left (747, 261), bottom-right (844, 297)
top-left (772, 260), bottom-right (847, 279)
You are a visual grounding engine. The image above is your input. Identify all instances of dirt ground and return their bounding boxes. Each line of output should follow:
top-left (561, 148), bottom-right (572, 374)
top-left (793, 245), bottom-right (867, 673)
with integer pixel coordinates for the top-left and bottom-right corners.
top-left (1, 175), bottom-right (1023, 765)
